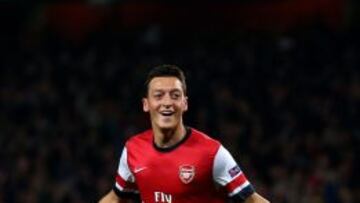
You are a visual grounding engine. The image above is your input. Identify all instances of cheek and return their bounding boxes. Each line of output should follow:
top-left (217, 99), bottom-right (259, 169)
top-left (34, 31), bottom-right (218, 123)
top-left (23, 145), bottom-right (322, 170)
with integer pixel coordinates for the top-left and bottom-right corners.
top-left (148, 102), bottom-right (161, 111)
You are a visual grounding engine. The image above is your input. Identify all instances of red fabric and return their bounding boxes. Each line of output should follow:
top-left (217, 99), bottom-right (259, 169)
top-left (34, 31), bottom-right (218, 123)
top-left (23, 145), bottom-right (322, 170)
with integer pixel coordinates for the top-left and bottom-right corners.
top-left (116, 174), bottom-right (138, 190)
top-left (225, 173), bottom-right (247, 193)
top-left (115, 174), bottom-right (126, 188)
top-left (125, 128), bottom-right (224, 203)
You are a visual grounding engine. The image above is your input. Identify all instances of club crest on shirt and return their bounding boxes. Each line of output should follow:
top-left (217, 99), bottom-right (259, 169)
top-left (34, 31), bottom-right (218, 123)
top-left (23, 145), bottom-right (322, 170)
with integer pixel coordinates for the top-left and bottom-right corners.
top-left (179, 165), bottom-right (195, 184)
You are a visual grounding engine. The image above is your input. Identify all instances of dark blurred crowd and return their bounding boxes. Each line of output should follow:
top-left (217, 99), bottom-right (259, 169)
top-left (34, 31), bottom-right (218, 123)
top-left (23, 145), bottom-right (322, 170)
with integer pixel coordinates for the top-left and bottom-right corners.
top-left (0, 26), bottom-right (359, 203)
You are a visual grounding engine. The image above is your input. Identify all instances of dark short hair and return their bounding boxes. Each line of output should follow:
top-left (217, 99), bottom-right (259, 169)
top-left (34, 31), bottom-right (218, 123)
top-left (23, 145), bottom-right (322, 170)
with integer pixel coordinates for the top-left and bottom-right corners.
top-left (144, 64), bottom-right (187, 97)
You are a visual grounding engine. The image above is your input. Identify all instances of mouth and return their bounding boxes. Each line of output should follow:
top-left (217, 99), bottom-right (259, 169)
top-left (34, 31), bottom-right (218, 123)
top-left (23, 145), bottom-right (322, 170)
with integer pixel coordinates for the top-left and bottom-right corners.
top-left (160, 111), bottom-right (175, 117)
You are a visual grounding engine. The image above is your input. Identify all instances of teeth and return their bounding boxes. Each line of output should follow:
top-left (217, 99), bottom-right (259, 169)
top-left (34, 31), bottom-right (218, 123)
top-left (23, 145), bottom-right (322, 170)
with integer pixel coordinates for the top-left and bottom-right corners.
top-left (161, 112), bottom-right (174, 116)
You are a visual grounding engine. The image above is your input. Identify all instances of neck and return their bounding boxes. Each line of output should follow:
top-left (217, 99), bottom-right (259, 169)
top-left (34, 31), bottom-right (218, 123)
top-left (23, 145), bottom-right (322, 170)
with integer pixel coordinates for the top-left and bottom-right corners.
top-left (153, 125), bottom-right (186, 148)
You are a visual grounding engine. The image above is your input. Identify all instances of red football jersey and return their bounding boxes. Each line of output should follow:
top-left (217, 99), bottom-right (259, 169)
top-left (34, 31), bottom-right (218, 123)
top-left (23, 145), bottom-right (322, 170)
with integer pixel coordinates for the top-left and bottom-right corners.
top-left (114, 127), bottom-right (253, 203)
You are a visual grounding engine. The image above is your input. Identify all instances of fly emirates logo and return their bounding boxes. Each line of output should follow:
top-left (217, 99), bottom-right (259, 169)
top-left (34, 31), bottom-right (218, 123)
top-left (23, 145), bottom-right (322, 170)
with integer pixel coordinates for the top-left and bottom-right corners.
top-left (154, 191), bottom-right (172, 203)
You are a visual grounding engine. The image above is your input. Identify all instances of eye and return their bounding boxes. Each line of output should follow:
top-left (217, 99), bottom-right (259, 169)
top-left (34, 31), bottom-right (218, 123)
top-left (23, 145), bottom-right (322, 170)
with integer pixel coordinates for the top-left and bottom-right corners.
top-left (171, 92), bottom-right (181, 99)
top-left (153, 93), bottom-right (163, 99)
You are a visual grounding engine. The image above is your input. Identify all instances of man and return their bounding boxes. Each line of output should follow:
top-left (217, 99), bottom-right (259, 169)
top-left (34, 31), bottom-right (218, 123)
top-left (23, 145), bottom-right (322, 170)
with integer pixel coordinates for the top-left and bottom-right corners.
top-left (99, 65), bottom-right (269, 203)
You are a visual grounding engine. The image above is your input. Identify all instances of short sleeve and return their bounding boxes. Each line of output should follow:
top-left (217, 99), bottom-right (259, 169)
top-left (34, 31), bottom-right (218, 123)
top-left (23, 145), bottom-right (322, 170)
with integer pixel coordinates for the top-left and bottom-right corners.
top-left (114, 147), bottom-right (138, 195)
top-left (213, 145), bottom-right (255, 200)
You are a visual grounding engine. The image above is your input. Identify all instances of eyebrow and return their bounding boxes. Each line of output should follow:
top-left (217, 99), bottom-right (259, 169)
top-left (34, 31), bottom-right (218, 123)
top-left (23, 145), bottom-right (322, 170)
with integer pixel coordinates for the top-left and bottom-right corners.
top-left (152, 88), bottom-right (182, 92)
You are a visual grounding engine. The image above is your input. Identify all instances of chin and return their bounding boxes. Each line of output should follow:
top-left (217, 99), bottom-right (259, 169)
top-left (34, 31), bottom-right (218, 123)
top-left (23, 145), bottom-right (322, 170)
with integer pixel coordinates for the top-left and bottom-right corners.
top-left (158, 124), bottom-right (176, 130)
top-left (157, 121), bottom-right (178, 130)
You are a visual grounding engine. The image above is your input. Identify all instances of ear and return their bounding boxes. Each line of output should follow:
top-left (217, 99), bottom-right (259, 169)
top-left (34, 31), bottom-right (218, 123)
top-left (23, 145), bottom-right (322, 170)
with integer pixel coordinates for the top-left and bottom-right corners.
top-left (183, 96), bottom-right (188, 112)
top-left (142, 98), bottom-right (149, 112)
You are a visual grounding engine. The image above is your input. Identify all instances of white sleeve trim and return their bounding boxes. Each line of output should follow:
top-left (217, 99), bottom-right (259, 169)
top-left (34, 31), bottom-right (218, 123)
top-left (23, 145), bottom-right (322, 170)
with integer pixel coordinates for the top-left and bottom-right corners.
top-left (228, 181), bottom-right (250, 197)
top-left (115, 182), bottom-right (124, 191)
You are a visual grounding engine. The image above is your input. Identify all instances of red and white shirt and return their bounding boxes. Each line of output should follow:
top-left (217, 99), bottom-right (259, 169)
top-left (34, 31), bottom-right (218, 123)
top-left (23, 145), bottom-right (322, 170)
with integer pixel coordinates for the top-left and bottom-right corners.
top-left (114, 127), bottom-right (254, 203)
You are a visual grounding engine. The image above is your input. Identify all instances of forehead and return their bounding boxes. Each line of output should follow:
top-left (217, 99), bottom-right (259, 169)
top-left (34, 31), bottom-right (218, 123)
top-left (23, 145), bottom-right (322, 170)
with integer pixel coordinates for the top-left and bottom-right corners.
top-left (148, 77), bottom-right (184, 91)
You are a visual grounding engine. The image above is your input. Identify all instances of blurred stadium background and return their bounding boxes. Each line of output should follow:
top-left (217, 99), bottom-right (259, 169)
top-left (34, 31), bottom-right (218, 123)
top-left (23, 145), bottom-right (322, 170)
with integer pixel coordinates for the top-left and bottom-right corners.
top-left (1, 0), bottom-right (359, 202)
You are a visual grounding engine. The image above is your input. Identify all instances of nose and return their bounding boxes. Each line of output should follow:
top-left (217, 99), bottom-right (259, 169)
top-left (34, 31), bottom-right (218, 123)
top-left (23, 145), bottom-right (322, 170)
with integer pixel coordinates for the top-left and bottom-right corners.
top-left (162, 94), bottom-right (173, 107)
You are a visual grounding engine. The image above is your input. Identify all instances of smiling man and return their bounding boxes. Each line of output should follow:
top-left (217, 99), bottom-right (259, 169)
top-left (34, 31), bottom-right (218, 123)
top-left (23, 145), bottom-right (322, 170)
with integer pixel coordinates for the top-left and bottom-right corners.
top-left (99, 65), bottom-right (269, 203)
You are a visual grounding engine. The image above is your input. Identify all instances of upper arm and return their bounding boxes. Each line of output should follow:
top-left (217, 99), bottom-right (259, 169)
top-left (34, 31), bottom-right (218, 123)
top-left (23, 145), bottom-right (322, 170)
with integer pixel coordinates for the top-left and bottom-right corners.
top-left (112, 147), bottom-right (140, 201)
top-left (212, 146), bottom-right (270, 202)
top-left (98, 190), bottom-right (123, 203)
top-left (212, 145), bottom-right (255, 201)
top-left (99, 190), bottom-right (138, 203)
top-left (114, 147), bottom-right (138, 194)
top-left (243, 192), bottom-right (270, 203)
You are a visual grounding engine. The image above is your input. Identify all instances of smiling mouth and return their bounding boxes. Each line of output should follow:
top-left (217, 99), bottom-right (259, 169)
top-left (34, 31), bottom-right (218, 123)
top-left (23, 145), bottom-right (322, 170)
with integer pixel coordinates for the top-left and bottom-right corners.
top-left (160, 111), bottom-right (175, 116)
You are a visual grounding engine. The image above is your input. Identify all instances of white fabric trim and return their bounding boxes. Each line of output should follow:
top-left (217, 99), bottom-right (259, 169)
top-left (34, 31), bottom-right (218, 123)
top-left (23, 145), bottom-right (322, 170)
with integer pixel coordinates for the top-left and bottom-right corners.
top-left (115, 182), bottom-right (139, 193)
top-left (228, 181), bottom-right (250, 197)
top-left (115, 182), bottom-right (124, 191)
top-left (232, 170), bottom-right (243, 180)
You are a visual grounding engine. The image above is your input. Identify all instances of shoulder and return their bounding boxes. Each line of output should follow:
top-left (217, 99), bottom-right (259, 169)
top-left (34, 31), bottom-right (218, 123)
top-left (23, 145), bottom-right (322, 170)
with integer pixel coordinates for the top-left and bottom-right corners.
top-left (188, 127), bottom-right (221, 152)
top-left (125, 129), bottom-right (153, 148)
top-left (190, 127), bottom-right (221, 144)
